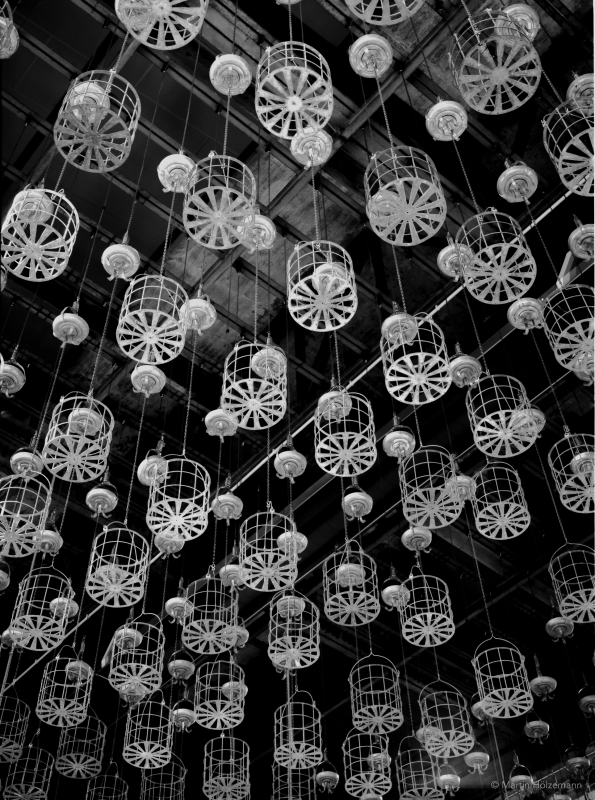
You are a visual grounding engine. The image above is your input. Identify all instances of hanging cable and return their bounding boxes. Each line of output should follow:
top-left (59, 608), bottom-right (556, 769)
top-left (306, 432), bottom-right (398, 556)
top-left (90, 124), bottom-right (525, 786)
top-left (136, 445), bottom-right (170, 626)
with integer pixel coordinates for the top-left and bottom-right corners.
top-left (464, 506), bottom-right (495, 638)
top-left (374, 65), bottom-right (394, 148)
top-left (533, 444), bottom-right (569, 545)
top-left (159, 190), bottom-right (178, 277)
top-left (529, 331), bottom-right (569, 429)
top-left (181, 39), bottom-right (202, 151)
top-left (76, 176), bottom-right (114, 305)
top-left (182, 331), bottom-right (198, 456)
top-left (452, 138), bottom-right (480, 214)
top-left (88, 279), bottom-right (118, 395)
top-left (124, 395), bottom-right (148, 526)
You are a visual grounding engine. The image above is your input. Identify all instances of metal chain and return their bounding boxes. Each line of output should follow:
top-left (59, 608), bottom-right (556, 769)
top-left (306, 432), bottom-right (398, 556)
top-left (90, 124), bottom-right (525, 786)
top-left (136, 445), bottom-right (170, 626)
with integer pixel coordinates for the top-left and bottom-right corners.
top-left (529, 330), bottom-right (568, 428)
top-left (222, 88), bottom-right (232, 157)
top-left (541, 68), bottom-right (564, 104)
top-left (464, 506), bottom-right (494, 637)
top-left (212, 438), bottom-right (223, 569)
top-left (390, 246), bottom-right (408, 313)
top-left (287, 0), bottom-right (293, 41)
top-left (53, 158), bottom-right (68, 191)
top-left (31, 343), bottom-right (67, 453)
top-left (124, 394), bottom-right (147, 525)
top-left (266, 427), bottom-right (271, 506)
top-left (523, 199), bottom-right (560, 282)
top-left (333, 331), bottom-right (342, 386)
top-left (374, 66), bottom-right (393, 147)
top-left (412, 406), bottom-right (423, 447)
top-left (533, 443), bottom-right (569, 545)
top-left (89, 278), bottom-right (118, 394)
top-left (77, 176), bottom-right (114, 305)
top-left (253, 246), bottom-right (259, 342)
top-left (310, 161), bottom-right (321, 242)
top-left (452, 139), bottom-right (480, 213)
top-left (159, 190), bottom-right (178, 276)
top-left (112, 30), bottom-right (130, 75)
top-left (181, 39), bottom-right (202, 150)
top-left (182, 331), bottom-right (198, 455)
top-left (463, 287), bottom-right (489, 374)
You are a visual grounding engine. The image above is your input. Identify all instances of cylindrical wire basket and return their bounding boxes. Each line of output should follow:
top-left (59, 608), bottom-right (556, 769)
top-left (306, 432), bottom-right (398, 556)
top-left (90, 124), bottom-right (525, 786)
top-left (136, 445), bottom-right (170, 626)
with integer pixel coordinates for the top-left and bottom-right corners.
top-left (123, 699), bottom-right (172, 769)
top-left (0, 472), bottom-right (51, 558)
top-left (349, 654), bottom-right (403, 734)
top-left (54, 70), bottom-right (140, 172)
top-left (10, 567), bottom-right (75, 651)
top-left (543, 100), bottom-right (594, 196)
top-left (195, 659), bottom-right (247, 730)
top-left (395, 736), bottom-right (443, 800)
top-left (0, 695), bottom-right (30, 763)
top-left (85, 523), bottom-right (150, 608)
top-left (455, 209), bottom-right (536, 304)
top-left (115, 0), bottom-right (207, 50)
top-left (147, 455), bottom-right (211, 541)
top-left (315, 390), bottom-right (376, 477)
top-left (472, 463), bottom-right (531, 540)
top-left (548, 432), bottom-right (594, 514)
top-left (255, 42), bottom-right (333, 139)
top-left (323, 542), bottom-right (380, 627)
top-left (472, 638), bottom-right (533, 718)
top-left (542, 284), bottom-right (594, 374)
top-left (399, 446), bottom-right (462, 528)
top-left (418, 681), bottom-right (474, 758)
top-left (182, 577), bottom-right (235, 654)
top-left (86, 769), bottom-right (128, 800)
top-left (345, 0), bottom-right (424, 25)
top-left (4, 746), bottom-right (54, 800)
top-left (116, 275), bottom-right (188, 364)
top-left (342, 729), bottom-right (391, 798)
top-left (239, 509), bottom-right (299, 592)
top-left (548, 544), bottom-right (595, 623)
top-left (184, 153), bottom-right (256, 250)
top-left (0, 0), bottom-right (18, 59)
top-left (365, 147), bottom-right (446, 245)
top-left (274, 693), bottom-right (323, 769)
top-left (398, 567), bottom-right (455, 647)
top-left (287, 240), bottom-right (358, 332)
top-left (1, 187), bottom-right (80, 282)
top-left (108, 614), bottom-right (165, 698)
top-left (56, 712), bottom-right (106, 779)
top-left (271, 761), bottom-right (316, 800)
top-left (141, 753), bottom-right (187, 799)
top-left (36, 654), bottom-right (93, 727)
top-left (203, 736), bottom-right (250, 800)
top-left (268, 589), bottom-right (320, 671)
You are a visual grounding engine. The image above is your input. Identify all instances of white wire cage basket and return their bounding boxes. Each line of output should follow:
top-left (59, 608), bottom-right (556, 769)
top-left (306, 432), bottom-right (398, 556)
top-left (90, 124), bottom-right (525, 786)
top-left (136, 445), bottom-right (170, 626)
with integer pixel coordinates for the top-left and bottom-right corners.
top-left (315, 390), bottom-right (377, 477)
top-left (272, 761), bottom-right (316, 800)
top-left (239, 509), bottom-right (299, 592)
top-left (141, 754), bottom-right (187, 799)
top-left (466, 374), bottom-right (538, 458)
top-left (123, 699), bottom-right (173, 769)
top-left (548, 544), bottom-right (595, 623)
top-left (1, 187), bottom-right (80, 282)
top-left (108, 614), bottom-right (165, 698)
top-left (287, 240), bottom-right (358, 332)
top-left (203, 735), bottom-right (250, 800)
top-left (472, 462), bottom-right (531, 540)
top-left (548, 432), bottom-right (594, 514)
top-left (0, 472), bottom-right (51, 558)
top-left (342, 729), bottom-right (391, 798)
top-left (183, 154), bottom-right (256, 250)
top-left (56, 713), bottom-right (106, 779)
top-left (115, 0), bottom-right (207, 49)
top-left (274, 692), bottom-right (323, 769)
top-left (147, 455), bottom-right (211, 541)
top-left (10, 566), bottom-right (75, 651)
top-left (182, 577), bottom-right (235, 654)
top-left (399, 446), bottom-right (462, 529)
top-left (542, 284), bottom-right (594, 375)
top-left (86, 769), bottom-right (128, 800)
top-left (543, 100), bottom-right (594, 196)
top-left (268, 589), bottom-right (320, 671)
top-left (323, 541), bottom-right (380, 627)
top-left (449, 9), bottom-right (541, 115)
top-left (348, 654), bottom-right (403, 734)
top-left (0, 695), bottom-right (30, 763)
top-left (395, 736), bottom-right (443, 800)
top-left (472, 637), bottom-right (533, 718)
top-left (365, 147), bottom-right (447, 246)
top-left (418, 682), bottom-right (474, 759)
top-left (54, 70), bottom-right (141, 173)
top-left (36, 653), bottom-right (93, 727)
top-left (381, 315), bottom-right (451, 405)
top-left (255, 42), bottom-right (333, 140)
top-left (221, 340), bottom-right (288, 431)
top-left (0, 0), bottom-right (19, 59)
top-left (345, 0), bottom-right (424, 25)
top-left (455, 209), bottom-right (537, 304)
top-left (4, 746), bottom-right (54, 800)
top-left (116, 275), bottom-right (189, 364)
top-left (398, 566), bottom-right (455, 648)
top-left (85, 523), bottom-right (150, 608)
top-left (42, 392), bottom-right (114, 483)
top-left (195, 659), bottom-right (247, 730)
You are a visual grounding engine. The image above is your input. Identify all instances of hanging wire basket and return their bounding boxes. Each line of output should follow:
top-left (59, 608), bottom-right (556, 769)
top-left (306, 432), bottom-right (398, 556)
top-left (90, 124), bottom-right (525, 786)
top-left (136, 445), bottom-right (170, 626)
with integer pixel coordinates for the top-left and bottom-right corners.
top-left (271, 761), bottom-right (316, 800)
top-left (10, 567), bottom-right (75, 651)
top-left (221, 340), bottom-right (288, 430)
top-left (395, 736), bottom-right (443, 800)
top-left (449, 9), bottom-right (541, 115)
top-left (323, 541), bottom-right (380, 627)
top-left (0, 472), bottom-right (51, 558)
top-left (315, 390), bottom-right (376, 477)
top-left (141, 754), bottom-right (187, 799)
top-left (1, 187), bottom-right (80, 282)
top-left (400, 446), bottom-right (462, 528)
top-left (345, 0), bottom-right (424, 25)
top-left (54, 70), bottom-right (140, 172)
top-left (398, 566), bottom-right (455, 647)
top-left (274, 692), bottom-right (323, 769)
top-left (543, 100), bottom-right (594, 196)
top-left (36, 653), bottom-right (93, 727)
top-left (56, 713), bottom-right (106, 779)
top-left (0, 695), bottom-right (30, 763)
top-left (418, 681), bottom-right (474, 758)
top-left (472, 637), bottom-right (533, 718)
top-left (455, 209), bottom-right (536, 304)
top-left (182, 577), bottom-right (235, 654)
top-left (203, 735), bottom-right (250, 800)
top-left (147, 455), bottom-right (211, 541)
top-left (117, 275), bottom-right (189, 364)
top-left (548, 544), bottom-right (595, 623)
top-left (86, 768), bottom-right (128, 800)
top-left (466, 374), bottom-right (538, 458)
top-left (472, 462), bottom-right (531, 539)
top-left (115, 0), bottom-right (207, 49)
top-left (287, 240), bottom-right (358, 332)
top-left (184, 154), bottom-right (256, 250)
top-left (381, 316), bottom-right (451, 405)
top-left (123, 699), bottom-right (172, 769)
top-left (542, 284), bottom-right (594, 375)
top-left (85, 523), bottom-right (150, 608)
top-left (0, 0), bottom-right (19, 59)
top-left (239, 509), bottom-right (299, 593)
top-left (255, 42), bottom-right (333, 140)
top-left (108, 614), bottom-right (165, 698)
top-left (268, 589), bottom-right (320, 670)
top-left (4, 746), bottom-right (54, 800)
top-left (195, 659), bottom-right (247, 730)
top-left (349, 654), bottom-right (403, 734)
top-left (365, 147), bottom-right (447, 245)
top-left (548, 432), bottom-right (594, 514)
top-left (342, 729), bottom-right (392, 798)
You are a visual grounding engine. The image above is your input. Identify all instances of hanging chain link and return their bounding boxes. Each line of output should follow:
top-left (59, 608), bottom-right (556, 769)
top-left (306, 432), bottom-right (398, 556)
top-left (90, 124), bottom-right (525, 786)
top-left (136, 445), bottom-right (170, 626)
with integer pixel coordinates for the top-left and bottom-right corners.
top-left (391, 246), bottom-right (408, 314)
top-left (452, 139), bottom-right (480, 214)
top-left (112, 31), bottom-right (130, 75)
top-left (374, 66), bottom-right (393, 147)
top-left (310, 161), bottom-right (321, 242)
top-left (89, 278), bottom-right (119, 394)
top-left (182, 331), bottom-right (198, 455)
top-left (463, 287), bottom-right (489, 375)
top-left (253, 246), bottom-right (259, 342)
top-left (222, 87), bottom-right (232, 157)
top-left (159, 190), bottom-right (178, 277)
top-left (53, 158), bottom-right (68, 191)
